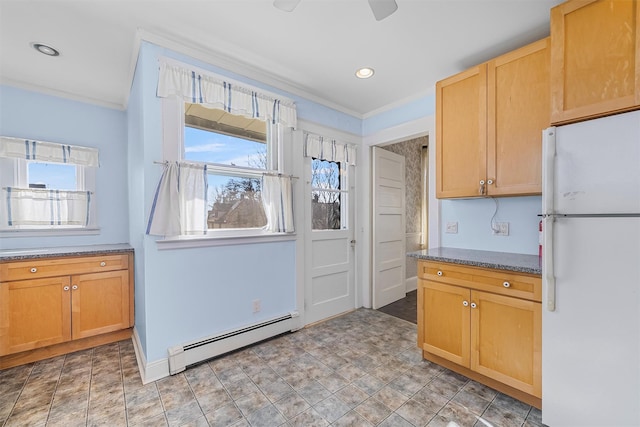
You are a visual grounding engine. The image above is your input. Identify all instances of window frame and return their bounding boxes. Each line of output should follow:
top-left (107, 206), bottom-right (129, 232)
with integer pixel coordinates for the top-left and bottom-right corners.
top-left (0, 157), bottom-right (99, 237)
top-left (310, 157), bottom-right (349, 231)
top-left (159, 97), bottom-right (294, 246)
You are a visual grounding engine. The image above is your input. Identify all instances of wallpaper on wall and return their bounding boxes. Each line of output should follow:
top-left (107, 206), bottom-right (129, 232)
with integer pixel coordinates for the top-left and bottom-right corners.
top-left (381, 135), bottom-right (428, 280)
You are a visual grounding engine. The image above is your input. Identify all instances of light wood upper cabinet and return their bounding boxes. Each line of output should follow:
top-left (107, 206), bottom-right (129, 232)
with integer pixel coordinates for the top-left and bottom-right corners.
top-left (436, 39), bottom-right (549, 198)
top-left (436, 65), bottom-right (487, 198)
top-left (487, 38), bottom-right (550, 196)
top-left (550, 0), bottom-right (640, 124)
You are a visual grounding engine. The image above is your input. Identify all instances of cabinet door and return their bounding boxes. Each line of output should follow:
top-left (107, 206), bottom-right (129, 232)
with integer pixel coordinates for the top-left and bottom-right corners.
top-left (487, 38), bottom-right (549, 196)
top-left (0, 277), bottom-right (71, 355)
top-left (71, 270), bottom-right (129, 340)
top-left (470, 290), bottom-right (541, 398)
top-left (550, 0), bottom-right (640, 124)
top-left (436, 64), bottom-right (487, 198)
top-left (420, 281), bottom-right (470, 367)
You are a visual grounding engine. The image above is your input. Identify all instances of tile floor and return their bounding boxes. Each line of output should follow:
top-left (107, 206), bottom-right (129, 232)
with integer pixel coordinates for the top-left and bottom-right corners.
top-left (0, 309), bottom-right (542, 427)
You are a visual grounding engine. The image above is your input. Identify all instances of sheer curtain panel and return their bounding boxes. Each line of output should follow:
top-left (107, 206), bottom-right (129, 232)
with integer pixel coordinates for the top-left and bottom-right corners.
top-left (146, 162), bottom-right (209, 237)
top-left (262, 175), bottom-right (295, 233)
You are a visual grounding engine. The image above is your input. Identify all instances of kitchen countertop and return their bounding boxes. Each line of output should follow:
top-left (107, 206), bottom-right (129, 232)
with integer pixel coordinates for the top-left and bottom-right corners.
top-left (408, 247), bottom-right (541, 275)
top-left (0, 243), bottom-right (134, 261)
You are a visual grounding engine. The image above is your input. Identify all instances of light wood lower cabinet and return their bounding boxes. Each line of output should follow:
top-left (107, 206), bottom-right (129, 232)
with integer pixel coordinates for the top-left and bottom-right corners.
top-left (418, 260), bottom-right (541, 407)
top-left (0, 252), bottom-right (134, 368)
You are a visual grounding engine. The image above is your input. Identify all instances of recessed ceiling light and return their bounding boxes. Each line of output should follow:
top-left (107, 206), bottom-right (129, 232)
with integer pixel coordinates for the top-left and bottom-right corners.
top-left (355, 67), bottom-right (375, 79)
top-left (31, 43), bottom-right (60, 57)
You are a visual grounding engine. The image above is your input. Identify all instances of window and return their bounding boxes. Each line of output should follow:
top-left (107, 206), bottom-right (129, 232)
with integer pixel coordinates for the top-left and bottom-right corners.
top-left (311, 158), bottom-right (347, 230)
top-left (28, 161), bottom-right (78, 190)
top-left (183, 103), bottom-right (277, 231)
top-left (0, 137), bottom-right (98, 232)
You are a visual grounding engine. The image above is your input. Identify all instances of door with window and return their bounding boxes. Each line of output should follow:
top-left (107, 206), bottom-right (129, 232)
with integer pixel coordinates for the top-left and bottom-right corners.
top-left (304, 156), bottom-right (356, 324)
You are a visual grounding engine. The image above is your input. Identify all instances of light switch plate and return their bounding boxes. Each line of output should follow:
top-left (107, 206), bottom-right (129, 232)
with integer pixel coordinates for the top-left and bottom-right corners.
top-left (445, 222), bottom-right (458, 234)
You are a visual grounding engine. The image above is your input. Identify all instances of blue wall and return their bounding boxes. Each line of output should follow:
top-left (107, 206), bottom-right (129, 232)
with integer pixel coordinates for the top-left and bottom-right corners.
top-left (440, 196), bottom-right (542, 255)
top-left (129, 42), bottom-right (307, 363)
top-left (0, 85), bottom-right (129, 249)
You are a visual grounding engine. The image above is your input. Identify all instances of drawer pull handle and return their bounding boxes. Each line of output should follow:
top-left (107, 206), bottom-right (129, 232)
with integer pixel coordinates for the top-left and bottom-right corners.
top-left (503, 281), bottom-right (511, 288)
top-left (30, 267), bottom-right (37, 273)
top-left (437, 271), bottom-right (443, 276)
top-left (100, 262), bottom-right (106, 267)
top-left (72, 285), bottom-right (78, 290)
top-left (63, 286), bottom-right (70, 291)
top-left (462, 300), bottom-right (469, 307)
top-left (470, 302), bottom-right (477, 309)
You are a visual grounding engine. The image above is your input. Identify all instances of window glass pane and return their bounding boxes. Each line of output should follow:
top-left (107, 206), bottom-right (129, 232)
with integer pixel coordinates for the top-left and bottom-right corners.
top-left (185, 127), bottom-right (267, 169)
top-left (208, 174), bottom-right (266, 229)
top-left (311, 158), bottom-right (342, 230)
top-left (311, 159), bottom-right (340, 190)
top-left (312, 190), bottom-right (341, 230)
top-left (28, 162), bottom-right (77, 190)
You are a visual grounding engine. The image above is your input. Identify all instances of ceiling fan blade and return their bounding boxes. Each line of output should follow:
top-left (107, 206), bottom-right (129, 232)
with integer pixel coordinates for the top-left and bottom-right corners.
top-left (368, 0), bottom-right (398, 21)
top-left (273, 0), bottom-right (302, 12)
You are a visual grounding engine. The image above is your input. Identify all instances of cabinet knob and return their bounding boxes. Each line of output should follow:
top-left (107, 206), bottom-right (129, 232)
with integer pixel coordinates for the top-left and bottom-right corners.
top-left (479, 180), bottom-right (485, 195)
top-left (63, 286), bottom-right (70, 291)
top-left (30, 267), bottom-right (37, 273)
top-left (503, 281), bottom-right (511, 288)
top-left (437, 270), bottom-right (443, 276)
top-left (487, 179), bottom-right (494, 185)
top-left (100, 261), bottom-right (106, 267)
top-left (72, 285), bottom-right (78, 290)
top-left (462, 300), bottom-right (469, 307)
top-left (470, 302), bottom-right (477, 309)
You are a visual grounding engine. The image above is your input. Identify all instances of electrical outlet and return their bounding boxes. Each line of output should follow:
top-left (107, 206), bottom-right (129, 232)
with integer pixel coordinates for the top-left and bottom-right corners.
top-left (445, 221), bottom-right (458, 234)
top-left (252, 299), bottom-right (261, 313)
top-left (493, 222), bottom-right (509, 236)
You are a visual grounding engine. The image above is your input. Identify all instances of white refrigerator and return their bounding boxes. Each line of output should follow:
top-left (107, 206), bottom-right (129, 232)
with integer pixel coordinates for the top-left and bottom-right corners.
top-left (542, 110), bottom-right (640, 426)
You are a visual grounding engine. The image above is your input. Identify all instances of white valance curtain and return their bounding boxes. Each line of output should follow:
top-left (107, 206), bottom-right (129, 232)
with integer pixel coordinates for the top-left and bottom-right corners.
top-left (304, 133), bottom-right (357, 165)
top-left (157, 61), bottom-right (297, 128)
top-left (0, 136), bottom-right (99, 167)
top-left (146, 162), bottom-right (209, 236)
top-left (261, 175), bottom-right (295, 233)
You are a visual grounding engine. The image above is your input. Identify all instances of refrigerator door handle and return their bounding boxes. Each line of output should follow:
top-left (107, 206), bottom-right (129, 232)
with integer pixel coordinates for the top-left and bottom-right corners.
top-left (542, 127), bottom-right (556, 215)
top-left (543, 214), bottom-right (556, 311)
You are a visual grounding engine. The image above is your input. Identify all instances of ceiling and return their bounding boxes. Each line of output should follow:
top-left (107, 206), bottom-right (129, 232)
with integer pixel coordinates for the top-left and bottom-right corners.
top-left (0, 0), bottom-right (564, 118)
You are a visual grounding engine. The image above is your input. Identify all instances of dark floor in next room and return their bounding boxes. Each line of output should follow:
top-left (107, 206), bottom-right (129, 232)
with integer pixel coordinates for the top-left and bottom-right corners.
top-left (377, 290), bottom-right (417, 324)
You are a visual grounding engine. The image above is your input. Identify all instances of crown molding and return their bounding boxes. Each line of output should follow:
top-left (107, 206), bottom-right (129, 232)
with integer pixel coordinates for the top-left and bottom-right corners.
top-left (0, 78), bottom-right (125, 111)
top-left (362, 87), bottom-right (435, 119)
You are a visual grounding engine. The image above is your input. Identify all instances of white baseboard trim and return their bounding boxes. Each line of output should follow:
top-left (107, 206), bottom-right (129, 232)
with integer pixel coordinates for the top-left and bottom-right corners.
top-left (406, 276), bottom-right (417, 293)
top-left (132, 327), bottom-right (170, 384)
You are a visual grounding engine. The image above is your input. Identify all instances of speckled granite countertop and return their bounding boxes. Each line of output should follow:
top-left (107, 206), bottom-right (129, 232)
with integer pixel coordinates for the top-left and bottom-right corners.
top-left (0, 244), bottom-right (133, 261)
top-left (408, 247), bottom-right (541, 275)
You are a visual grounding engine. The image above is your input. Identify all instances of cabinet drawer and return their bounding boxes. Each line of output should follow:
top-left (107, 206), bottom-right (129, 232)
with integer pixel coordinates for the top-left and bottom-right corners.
top-left (1, 254), bottom-right (129, 281)
top-left (418, 261), bottom-right (541, 302)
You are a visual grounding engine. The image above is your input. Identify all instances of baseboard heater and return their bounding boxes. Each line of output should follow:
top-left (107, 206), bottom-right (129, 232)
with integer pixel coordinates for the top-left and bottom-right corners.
top-left (168, 311), bottom-right (300, 375)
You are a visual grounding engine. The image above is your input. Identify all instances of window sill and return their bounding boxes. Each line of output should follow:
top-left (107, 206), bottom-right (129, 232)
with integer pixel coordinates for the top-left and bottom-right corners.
top-left (0, 227), bottom-right (100, 238)
top-left (155, 231), bottom-right (297, 250)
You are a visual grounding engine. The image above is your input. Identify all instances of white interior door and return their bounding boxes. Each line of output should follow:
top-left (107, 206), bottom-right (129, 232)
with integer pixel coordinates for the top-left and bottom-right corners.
top-left (372, 146), bottom-right (406, 309)
top-left (305, 157), bottom-right (355, 324)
